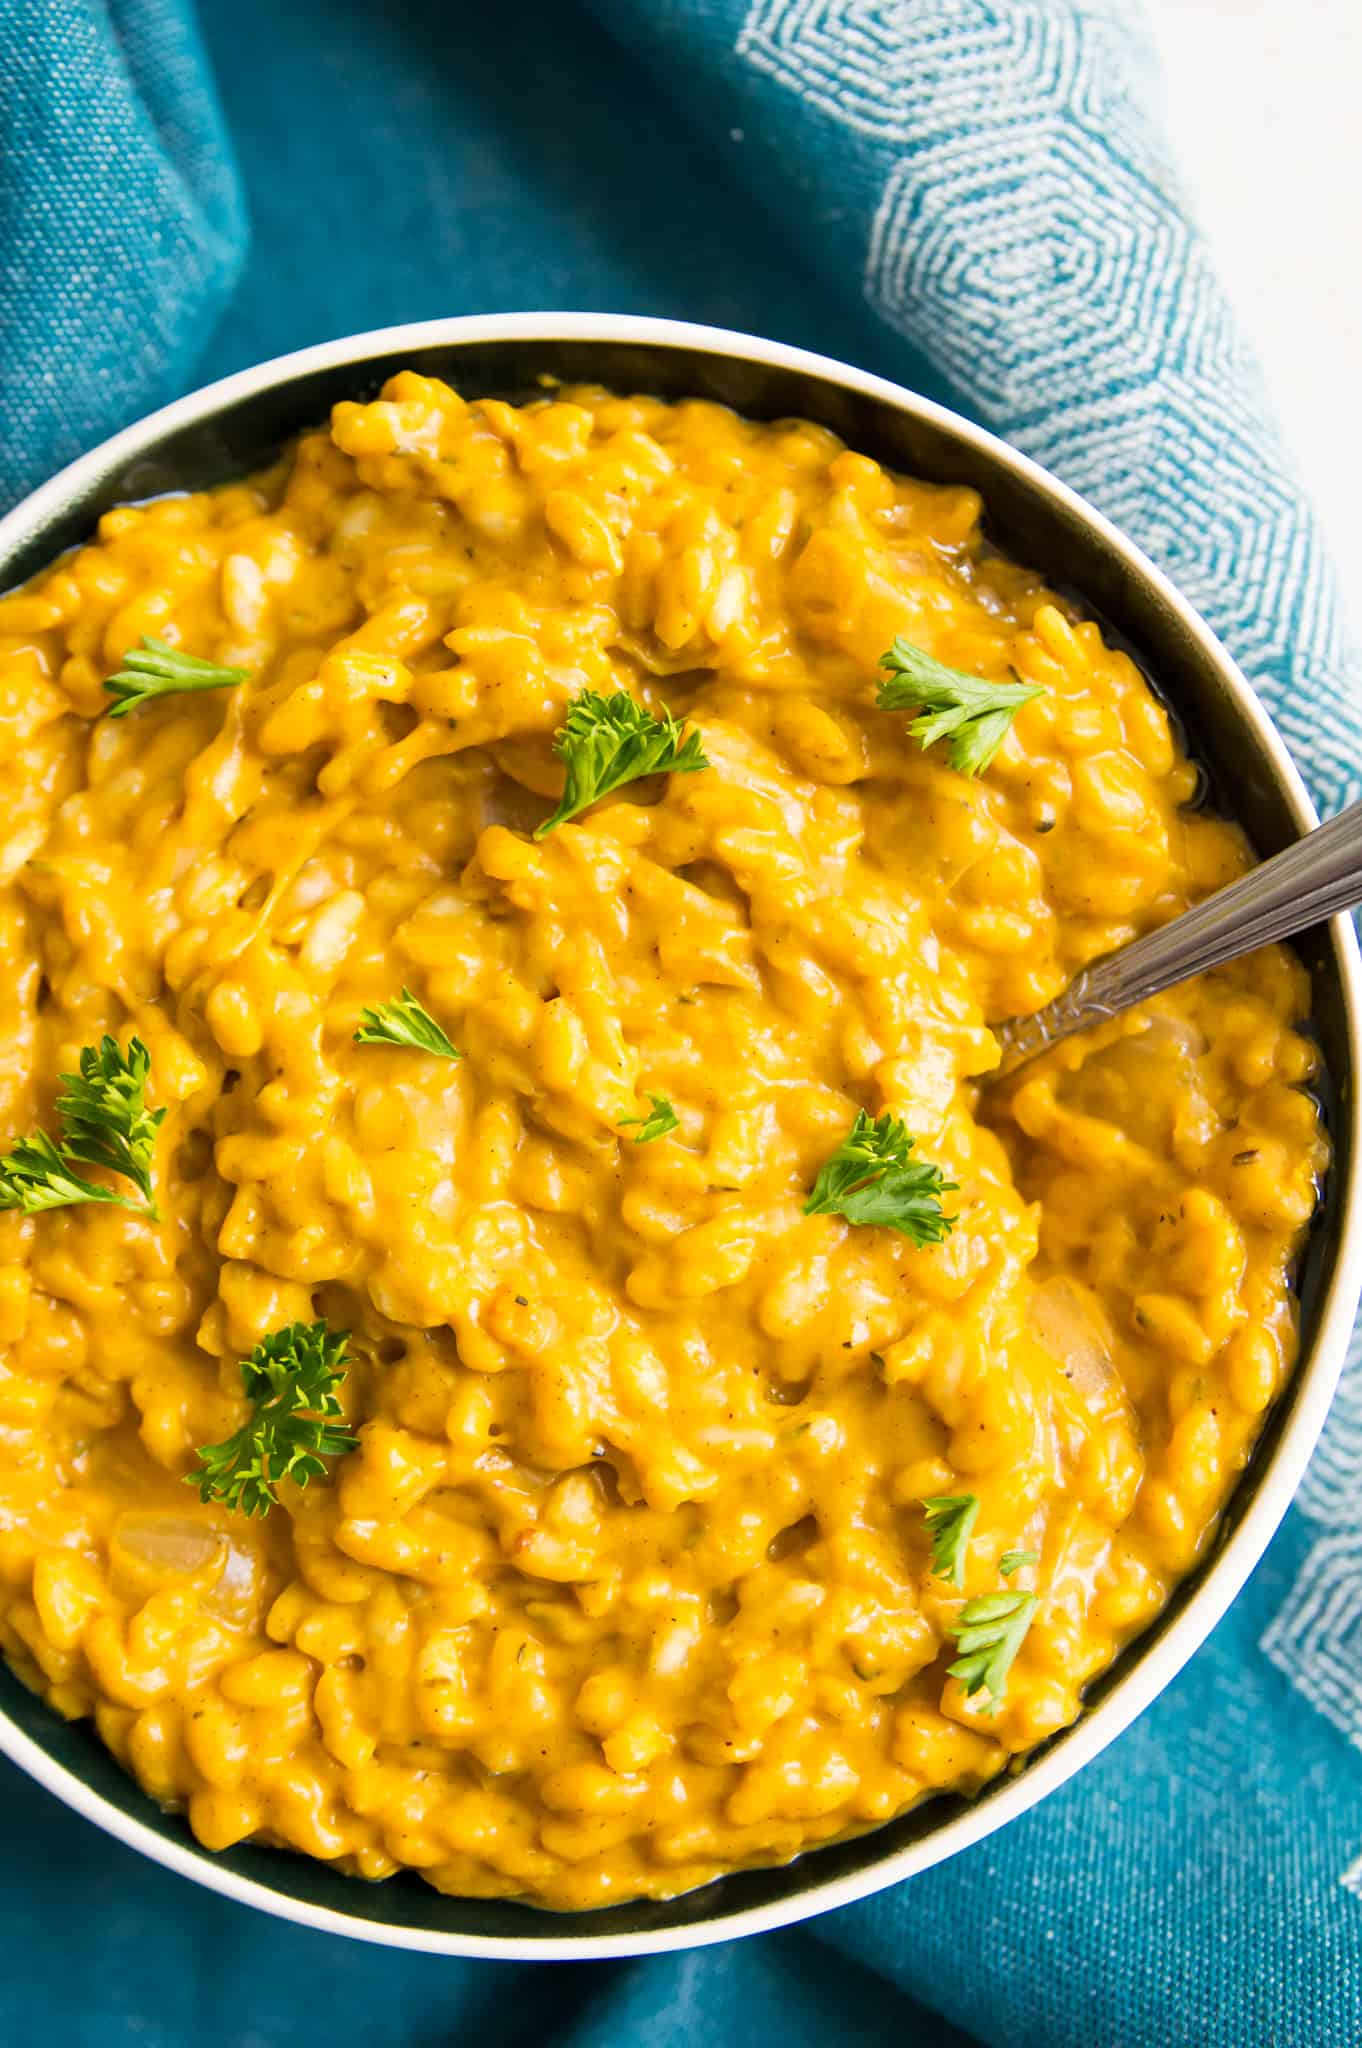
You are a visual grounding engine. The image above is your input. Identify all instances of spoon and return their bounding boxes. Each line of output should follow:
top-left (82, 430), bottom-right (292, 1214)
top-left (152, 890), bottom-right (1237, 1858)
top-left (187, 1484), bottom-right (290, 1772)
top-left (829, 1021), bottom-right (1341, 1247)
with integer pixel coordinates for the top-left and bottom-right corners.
top-left (991, 796), bottom-right (1362, 1078)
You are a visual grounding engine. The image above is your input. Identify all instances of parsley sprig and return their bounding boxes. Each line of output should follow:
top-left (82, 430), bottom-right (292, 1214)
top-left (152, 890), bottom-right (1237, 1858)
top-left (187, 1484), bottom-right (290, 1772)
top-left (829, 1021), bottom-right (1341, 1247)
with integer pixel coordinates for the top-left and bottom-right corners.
top-left (0, 1036), bottom-right (163, 1218)
top-left (104, 637), bottom-right (249, 719)
top-left (804, 1110), bottom-right (955, 1245)
top-left (0, 1131), bottom-right (134, 1215)
top-left (354, 988), bottom-right (460, 1060)
top-left (877, 638), bottom-right (1043, 776)
top-left (947, 1589), bottom-right (1038, 1711)
top-left (57, 1035), bottom-right (165, 1210)
top-left (189, 1319), bottom-right (359, 1517)
top-left (535, 691), bottom-right (707, 838)
top-left (619, 1093), bottom-right (680, 1144)
top-left (922, 1493), bottom-right (979, 1586)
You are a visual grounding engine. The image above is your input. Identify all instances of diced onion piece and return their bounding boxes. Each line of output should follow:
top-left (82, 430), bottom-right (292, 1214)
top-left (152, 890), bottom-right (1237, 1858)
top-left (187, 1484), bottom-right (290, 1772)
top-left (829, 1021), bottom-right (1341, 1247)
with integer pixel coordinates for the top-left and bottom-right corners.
top-left (203, 1534), bottom-right (263, 1626)
top-left (1027, 1277), bottom-right (1121, 1406)
top-left (110, 1513), bottom-right (225, 1599)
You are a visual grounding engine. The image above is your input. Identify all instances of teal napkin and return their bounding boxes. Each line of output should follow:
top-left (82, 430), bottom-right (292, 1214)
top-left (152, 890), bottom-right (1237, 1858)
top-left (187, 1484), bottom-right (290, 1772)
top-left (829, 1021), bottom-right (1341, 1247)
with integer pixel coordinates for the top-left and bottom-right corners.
top-left (2, 4), bottom-right (1360, 2043)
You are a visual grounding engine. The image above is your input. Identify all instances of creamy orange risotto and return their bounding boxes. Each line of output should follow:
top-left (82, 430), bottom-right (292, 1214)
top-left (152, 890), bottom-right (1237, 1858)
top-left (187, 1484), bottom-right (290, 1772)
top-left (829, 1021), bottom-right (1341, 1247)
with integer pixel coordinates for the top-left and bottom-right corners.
top-left (0, 374), bottom-right (1325, 1909)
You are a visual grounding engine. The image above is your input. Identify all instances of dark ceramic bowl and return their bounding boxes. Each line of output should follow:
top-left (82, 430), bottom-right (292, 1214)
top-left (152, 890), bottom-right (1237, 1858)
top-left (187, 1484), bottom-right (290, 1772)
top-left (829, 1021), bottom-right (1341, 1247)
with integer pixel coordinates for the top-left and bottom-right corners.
top-left (1, 315), bottom-right (1358, 1959)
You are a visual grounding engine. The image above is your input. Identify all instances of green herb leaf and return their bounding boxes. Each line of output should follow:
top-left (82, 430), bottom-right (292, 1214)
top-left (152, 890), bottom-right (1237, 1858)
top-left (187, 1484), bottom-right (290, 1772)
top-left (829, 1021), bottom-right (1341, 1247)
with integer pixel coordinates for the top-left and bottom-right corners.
top-left (104, 637), bottom-right (249, 719)
top-left (947, 1589), bottom-right (1038, 1710)
top-left (354, 988), bottom-right (460, 1060)
top-left (1000, 1548), bottom-right (1039, 1577)
top-left (619, 1093), bottom-right (680, 1144)
top-left (876, 638), bottom-right (1043, 777)
top-left (0, 1129), bottom-right (139, 1215)
top-left (56, 1035), bottom-right (165, 1214)
top-left (0, 1036), bottom-right (164, 1218)
top-left (921, 1493), bottom-right (979, 1586)
top-left (535, 691), bottom-right (707, 838)
top-left (804, 1109), bottom-right (956, 1245)
top-left (189, 1318), bottom-right (359, 1517)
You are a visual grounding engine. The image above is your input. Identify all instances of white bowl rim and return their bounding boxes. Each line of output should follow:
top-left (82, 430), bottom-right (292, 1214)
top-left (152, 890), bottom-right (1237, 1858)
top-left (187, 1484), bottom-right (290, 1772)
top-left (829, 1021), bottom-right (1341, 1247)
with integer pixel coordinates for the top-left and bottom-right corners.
top-left (1, 310), bottom-right (1359, 1961)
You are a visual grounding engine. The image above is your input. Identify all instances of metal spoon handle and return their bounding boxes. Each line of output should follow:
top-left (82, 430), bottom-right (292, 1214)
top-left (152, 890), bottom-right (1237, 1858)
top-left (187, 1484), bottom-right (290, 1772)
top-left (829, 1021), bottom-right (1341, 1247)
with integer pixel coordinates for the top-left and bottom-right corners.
top-left (994, 797), bottom-right (1362, 1076)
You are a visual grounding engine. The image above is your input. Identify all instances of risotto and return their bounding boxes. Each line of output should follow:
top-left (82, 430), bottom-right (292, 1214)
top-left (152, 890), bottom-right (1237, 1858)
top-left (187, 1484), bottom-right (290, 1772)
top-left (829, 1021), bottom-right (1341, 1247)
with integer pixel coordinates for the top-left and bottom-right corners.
top-left (0, 374), bottom-right (1325, 1909)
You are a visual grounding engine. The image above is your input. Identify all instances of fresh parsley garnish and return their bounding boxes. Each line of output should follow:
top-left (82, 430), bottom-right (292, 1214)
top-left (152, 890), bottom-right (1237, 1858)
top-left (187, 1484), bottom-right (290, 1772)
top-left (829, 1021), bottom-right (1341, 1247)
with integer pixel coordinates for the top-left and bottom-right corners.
top-left (353, 988), bottom-right (460, 1060)
top-left (804, 1110), bottom-right (955, 1244)
top-left (56, 1035), bottom-right (165, 1213)
top-left (189, 1319), bottom-right (359, 1517)
top-left (876, 638), bottom-right (1043, 776)
top-left (619, 1093), bottom-right (680, 1144)
top-left (104, 637), bottom-right (249, 719)
top-left (0, 1036), bottom-right (163, 1217)
top-left (534, 691), bottom-right (707, 838)
top-left (922, 1494), bottom-right (979, 1586)
top-left (0, 1130), bottom-right (137, 1215)
top-left (1000, 1548), bottom-right (1039, 1577)
top-left (947, 1589), bottom-right (1038, 1711)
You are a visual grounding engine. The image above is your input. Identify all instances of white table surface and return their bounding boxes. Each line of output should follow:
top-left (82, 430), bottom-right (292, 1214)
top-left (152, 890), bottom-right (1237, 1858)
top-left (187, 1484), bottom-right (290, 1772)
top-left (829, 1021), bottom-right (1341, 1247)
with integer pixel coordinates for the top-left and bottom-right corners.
top-left (1145, 0), bottom-right (1361, 592)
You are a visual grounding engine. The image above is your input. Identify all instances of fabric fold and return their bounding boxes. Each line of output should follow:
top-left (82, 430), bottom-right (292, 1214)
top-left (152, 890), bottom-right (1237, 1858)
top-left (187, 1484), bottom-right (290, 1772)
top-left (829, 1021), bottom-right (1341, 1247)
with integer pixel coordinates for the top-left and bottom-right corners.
top-left (0, 0), bottom-right (248, 506)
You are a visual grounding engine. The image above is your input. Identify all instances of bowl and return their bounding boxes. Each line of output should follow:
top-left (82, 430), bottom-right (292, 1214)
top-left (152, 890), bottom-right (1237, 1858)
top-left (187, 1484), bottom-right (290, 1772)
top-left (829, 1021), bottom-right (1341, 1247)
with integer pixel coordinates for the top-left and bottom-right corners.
top-left (1, 313), bottom-right (1359, 1960)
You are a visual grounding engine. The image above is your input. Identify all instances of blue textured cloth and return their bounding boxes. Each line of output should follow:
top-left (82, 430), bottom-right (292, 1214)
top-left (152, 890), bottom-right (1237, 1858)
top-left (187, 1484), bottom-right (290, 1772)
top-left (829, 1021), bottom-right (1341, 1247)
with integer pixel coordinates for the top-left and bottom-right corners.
top-left (2, 3), bottom-right (1361, 2044)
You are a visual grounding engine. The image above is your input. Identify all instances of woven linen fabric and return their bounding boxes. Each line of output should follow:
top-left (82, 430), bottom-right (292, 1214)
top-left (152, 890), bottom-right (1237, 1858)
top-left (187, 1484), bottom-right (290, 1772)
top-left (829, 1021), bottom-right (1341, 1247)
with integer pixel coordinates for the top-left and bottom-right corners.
top-left (2, 2), bottom-right (1361, 2043)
